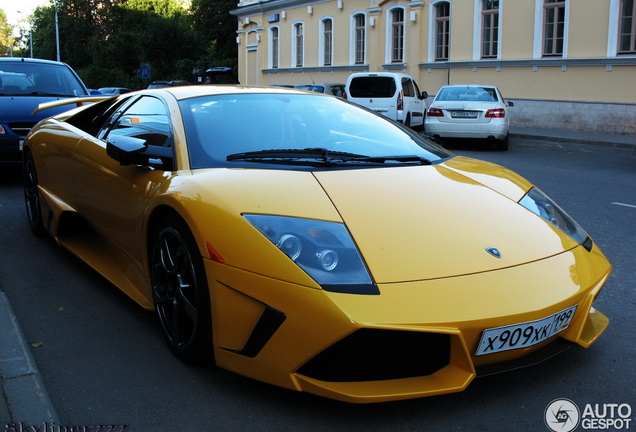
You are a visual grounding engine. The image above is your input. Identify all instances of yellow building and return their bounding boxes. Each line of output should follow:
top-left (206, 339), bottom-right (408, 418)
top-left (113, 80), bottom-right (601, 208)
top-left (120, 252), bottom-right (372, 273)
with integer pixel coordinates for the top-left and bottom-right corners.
top-left (231, 0), bottom-right (636, 135)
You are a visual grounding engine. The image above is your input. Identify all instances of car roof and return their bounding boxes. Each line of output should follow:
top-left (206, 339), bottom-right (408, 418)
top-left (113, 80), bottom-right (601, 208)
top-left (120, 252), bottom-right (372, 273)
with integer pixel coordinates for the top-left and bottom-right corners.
top-left (0, 57), bottom-right (70, 67)
top-left (440, 84), bottom-right (497, 89)
top-left (137, 85), bottom-right (325, 101)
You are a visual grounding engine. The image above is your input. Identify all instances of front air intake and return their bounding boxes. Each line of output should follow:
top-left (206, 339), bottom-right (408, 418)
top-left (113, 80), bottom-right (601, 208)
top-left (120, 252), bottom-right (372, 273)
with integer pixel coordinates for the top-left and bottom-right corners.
top-left (297, 329), bottom-right (450, 382)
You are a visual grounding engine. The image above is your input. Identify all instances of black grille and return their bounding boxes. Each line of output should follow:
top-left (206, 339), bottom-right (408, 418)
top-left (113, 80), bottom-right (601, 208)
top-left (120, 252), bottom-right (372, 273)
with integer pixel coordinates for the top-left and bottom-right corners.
top-left (297, 329), bottom-right (450, 382)
top-left (8, 122), bottom-right (37, 138)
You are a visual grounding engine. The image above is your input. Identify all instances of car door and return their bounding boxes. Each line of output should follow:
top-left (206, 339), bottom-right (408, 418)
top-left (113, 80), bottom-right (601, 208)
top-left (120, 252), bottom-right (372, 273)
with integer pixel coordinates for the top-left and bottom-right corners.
top-left (70, 95), bottom-right (175, 270)
top-left (402, 78), bottom-right (424, 127)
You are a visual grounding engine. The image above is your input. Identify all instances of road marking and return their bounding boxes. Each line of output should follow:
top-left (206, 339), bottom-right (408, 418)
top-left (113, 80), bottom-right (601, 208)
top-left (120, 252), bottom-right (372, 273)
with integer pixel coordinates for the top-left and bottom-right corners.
top-left (611, 202), bottom-right (636, 209)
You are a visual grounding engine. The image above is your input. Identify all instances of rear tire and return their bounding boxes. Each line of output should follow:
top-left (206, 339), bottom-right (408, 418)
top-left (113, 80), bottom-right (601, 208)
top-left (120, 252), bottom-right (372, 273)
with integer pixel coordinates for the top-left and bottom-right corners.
top-left (496, 135), bottom-right (509, 151)
top-left (150, 214), bottom-right (214, 364)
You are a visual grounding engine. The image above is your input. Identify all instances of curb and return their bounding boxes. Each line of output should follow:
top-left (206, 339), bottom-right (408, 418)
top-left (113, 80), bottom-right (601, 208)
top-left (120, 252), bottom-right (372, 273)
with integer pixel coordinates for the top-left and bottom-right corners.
top-left (509, 129), bottom-right (636, 149)
top-left (0, 290), bottom-right (60, 425)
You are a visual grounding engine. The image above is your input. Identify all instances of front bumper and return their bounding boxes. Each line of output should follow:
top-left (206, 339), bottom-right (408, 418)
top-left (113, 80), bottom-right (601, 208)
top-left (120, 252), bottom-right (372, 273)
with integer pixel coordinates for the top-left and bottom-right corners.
top-left (206, 244), bottom-right (611, 403)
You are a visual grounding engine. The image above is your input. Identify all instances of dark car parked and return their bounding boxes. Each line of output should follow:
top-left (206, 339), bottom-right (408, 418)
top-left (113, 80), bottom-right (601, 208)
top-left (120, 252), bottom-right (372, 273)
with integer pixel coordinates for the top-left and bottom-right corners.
top-left (0, 58), bottom-right (96, 163)
top-left (147, 80), bottom-right (192, 89)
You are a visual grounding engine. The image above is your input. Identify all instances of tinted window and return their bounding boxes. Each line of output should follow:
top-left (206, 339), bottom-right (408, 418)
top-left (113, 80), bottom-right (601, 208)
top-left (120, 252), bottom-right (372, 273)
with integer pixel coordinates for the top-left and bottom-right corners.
top-left (349, 77), bottom-right (397, 98)
top-left (104, 96), bottom-right (172, 147)
top-left (402, 78), bottom-right (414, 97)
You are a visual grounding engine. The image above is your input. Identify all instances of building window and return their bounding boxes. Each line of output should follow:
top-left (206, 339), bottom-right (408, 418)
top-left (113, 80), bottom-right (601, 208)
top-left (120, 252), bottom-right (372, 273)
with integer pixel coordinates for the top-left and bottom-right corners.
top-left (294, 23), bottom-right (304, 67)
top-left (323, 19), bottom-right (333, 66)
top-left (391, 8), bottom-right (404, 63)
top-left (543, 0), bottom-right (565, 56)
top-left (435, 2), bottom-right (450, 61)
top-left (270, 27), bottom-right (279, 68)
top-left (482, 0), bottom-right (499, 58)
top-left (354, 14), bottom-right (366, 64)
top-left (619, 0), bottom-right (636, 54)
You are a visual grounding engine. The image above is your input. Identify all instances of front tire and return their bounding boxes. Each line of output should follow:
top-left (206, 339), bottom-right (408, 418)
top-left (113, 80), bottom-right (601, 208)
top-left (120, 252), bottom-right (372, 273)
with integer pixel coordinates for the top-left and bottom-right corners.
top-left (150, 214), bottom-right (213, 364)
top-left (23, 151), bottom-right (46, 236)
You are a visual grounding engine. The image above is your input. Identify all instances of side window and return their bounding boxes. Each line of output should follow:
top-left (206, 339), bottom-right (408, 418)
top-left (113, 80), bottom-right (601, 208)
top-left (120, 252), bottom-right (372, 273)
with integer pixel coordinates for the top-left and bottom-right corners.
top-left (402, 78), bottom-right (415, 97)
top-left (103, 96), bottom-right (172, 147)
top-left (413, 80), bottom-right (422, 98)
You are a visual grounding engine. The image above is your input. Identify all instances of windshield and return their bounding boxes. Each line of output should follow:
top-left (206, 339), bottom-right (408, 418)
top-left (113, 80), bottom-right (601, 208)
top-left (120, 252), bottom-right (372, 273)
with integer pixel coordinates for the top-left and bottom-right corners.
top-left (0, 61), bottom-right (88, 97)
top-left (180, 93), bottom-right (452, 169)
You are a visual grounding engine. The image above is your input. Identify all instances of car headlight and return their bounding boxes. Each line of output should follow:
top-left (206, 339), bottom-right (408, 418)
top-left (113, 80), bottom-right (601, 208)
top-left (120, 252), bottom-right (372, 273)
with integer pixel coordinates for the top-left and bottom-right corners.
top-left (244, 214), bottom-right (379, 295)
top-left (519, 187), bottom-right (591, 250)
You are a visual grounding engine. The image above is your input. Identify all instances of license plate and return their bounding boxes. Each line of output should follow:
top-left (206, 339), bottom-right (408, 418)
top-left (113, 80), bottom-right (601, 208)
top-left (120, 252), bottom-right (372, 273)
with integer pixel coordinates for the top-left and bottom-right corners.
top-left (19, 140), bottom-right (24, 151)
top-left (475, 305), bottom-right (577, 356)
top-left (450, 111), bottom-right (478, 118)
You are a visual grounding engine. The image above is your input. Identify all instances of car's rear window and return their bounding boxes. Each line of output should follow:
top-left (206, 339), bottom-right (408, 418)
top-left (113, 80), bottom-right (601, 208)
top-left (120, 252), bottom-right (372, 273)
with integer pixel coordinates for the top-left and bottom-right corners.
top-left (348, 77), bottom-right (397, 98)
top-left (435, 87), bottom-right (498, 102)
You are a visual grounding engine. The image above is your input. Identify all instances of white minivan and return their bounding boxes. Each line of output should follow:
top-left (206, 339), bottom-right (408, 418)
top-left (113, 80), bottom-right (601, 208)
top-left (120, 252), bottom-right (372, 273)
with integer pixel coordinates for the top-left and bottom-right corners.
top-left (345, 72), bottom-right (428, 129)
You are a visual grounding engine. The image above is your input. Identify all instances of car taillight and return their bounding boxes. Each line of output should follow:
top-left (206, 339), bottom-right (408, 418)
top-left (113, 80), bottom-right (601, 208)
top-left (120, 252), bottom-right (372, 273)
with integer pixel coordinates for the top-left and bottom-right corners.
top-left (485, 108), bottom-right (505, 118)
top-left (397, 90), bottom-right (403, 111)
top-left (427, 107), bottom-right (444, 117)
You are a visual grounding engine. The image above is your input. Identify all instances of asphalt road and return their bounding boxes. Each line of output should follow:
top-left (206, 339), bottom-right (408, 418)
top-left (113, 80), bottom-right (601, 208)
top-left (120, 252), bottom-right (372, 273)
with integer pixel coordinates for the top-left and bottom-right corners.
top-left (0, 137), bottom-right (634, 432)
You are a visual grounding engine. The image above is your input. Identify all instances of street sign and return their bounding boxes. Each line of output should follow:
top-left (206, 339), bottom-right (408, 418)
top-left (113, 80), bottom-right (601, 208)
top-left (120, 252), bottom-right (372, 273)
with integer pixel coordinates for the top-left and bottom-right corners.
top-left (140, 63), bottom-right (151, 79)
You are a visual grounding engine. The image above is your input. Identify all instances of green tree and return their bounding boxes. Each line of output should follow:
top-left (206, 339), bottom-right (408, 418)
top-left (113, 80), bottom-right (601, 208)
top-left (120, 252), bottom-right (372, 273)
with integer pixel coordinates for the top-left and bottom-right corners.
top-left (192, 0), bottom-right (238, 66)
top-left (27, 0), bottom-right (238, 89)
top-left (0, 8), bottom-right (16, 56)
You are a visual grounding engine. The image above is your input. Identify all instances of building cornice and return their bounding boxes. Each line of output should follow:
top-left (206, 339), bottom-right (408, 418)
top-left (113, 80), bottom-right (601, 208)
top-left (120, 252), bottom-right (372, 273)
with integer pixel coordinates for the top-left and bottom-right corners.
top-left (263, 65), bottom-right (369, 74)
top-left (231, 0), bottom-right (332, 17)
top-left (419, 57), bottom-right (636, 71)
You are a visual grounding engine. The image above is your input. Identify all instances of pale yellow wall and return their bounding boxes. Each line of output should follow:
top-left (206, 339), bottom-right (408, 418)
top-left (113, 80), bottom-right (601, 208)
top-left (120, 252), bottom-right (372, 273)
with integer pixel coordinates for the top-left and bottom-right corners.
top-left (448, 0), bottom-right (474, 62)
top-left (499, 1), bottom-right (536, 59)
top-left (567, 0), bottom-right (610, 58)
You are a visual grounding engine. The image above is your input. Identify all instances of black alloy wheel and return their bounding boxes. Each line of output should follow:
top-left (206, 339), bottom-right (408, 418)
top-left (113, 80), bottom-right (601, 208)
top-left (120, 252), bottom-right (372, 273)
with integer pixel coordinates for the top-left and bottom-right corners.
top-left (23, 151), bottom-right (46, 236)
top-left (150, 215), bottom-right (213, 364)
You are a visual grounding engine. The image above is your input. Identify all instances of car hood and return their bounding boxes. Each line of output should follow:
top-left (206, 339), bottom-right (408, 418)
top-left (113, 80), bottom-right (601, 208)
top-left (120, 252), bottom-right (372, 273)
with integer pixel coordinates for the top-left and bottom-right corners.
top-left (312, 159), bottom-right (578, 284)
top-left (189, 157), bottom-right (580, 284)
top-left (0, 95), bottom-right (81, 123)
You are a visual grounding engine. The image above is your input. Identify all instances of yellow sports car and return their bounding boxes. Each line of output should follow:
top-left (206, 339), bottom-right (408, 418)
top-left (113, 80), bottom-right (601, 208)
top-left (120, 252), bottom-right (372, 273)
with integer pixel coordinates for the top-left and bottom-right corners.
top-left (23, 86), bottom-right (611, 403)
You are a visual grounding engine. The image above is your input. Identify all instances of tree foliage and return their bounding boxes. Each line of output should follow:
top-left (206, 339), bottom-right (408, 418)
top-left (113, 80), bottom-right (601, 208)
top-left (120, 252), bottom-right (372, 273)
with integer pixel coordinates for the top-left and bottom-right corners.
top-left (9, 0), bottom-right (238, 89)
top-left (0, 8), bottom-right (16, 56)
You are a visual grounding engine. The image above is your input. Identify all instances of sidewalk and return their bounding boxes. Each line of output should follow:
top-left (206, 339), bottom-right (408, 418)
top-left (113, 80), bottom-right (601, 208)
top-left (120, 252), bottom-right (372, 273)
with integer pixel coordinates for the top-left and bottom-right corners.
top-left (0, 126), bottom-right (634, 427)
top-left (0, 290), bottom-right (60, 426)
top-left (510, 126), bottom-right (636, 149)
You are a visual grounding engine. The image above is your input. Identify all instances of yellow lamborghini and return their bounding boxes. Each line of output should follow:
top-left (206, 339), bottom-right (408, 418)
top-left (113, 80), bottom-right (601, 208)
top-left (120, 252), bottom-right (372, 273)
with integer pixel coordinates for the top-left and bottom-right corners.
top-left (23, 86), bottom-right (611, 403)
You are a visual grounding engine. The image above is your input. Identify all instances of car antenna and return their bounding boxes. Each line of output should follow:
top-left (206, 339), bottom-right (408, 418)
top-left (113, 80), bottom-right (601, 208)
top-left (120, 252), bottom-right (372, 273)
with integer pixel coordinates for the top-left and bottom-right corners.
top-left (308, 71), bottom-right (315, 84)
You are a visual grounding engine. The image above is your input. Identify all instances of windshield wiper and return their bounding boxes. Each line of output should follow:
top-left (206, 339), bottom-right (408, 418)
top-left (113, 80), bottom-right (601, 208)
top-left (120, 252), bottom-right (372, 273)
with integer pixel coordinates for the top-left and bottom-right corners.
top-left (227, 148), bottom-right (431, 166)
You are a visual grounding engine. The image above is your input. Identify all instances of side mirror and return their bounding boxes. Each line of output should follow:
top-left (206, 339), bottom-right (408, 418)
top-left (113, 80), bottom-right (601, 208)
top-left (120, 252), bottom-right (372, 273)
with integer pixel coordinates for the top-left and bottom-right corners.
top-left (421, 91), bottom-right (428, 100)
top-left (507, 101), bottom-right (515, 107)
top-left (106, 135), bottom-right (174, 170)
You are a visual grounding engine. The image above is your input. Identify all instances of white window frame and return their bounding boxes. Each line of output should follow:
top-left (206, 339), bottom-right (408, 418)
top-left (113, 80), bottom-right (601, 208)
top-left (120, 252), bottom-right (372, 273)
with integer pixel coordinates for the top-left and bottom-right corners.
top-left (319, 16), bottom-right (334, 66)
top-left (292, 21), bottom-right (305, 68)
top-left (428, 0), bottom-right (451, 62)
top-left (269, 25), bottom-right (280, 69)
top-left (350, 11), bottom-right (367, 65)
top-left (533, 0), bottom-right (569, 58)
top-left (473, 0), bottom-right (501, 60)
top-left (386, 5), bottom-right (406, 64)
